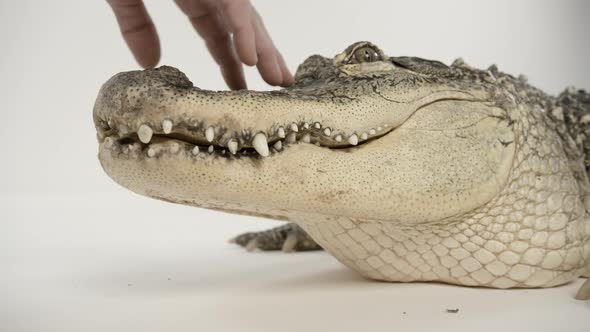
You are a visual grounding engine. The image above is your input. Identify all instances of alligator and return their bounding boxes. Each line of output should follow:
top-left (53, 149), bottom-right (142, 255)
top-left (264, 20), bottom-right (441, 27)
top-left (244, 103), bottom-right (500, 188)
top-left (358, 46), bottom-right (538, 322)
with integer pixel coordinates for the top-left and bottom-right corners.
top-left (93, 41), bottom-right (590, 300)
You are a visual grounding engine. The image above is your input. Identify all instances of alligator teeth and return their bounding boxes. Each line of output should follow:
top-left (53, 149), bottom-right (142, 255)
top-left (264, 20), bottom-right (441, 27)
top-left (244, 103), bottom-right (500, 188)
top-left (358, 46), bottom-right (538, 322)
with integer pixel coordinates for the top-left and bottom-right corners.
top-left (162, 119), bottom-right (173, 134)
top-left (103, 137), bottom-right (114, 148)
top-left (290, 123), bottom-right (299, 132)
top-left (138, 124), bottom-right (153, 143)
top-left (323, 128), bottom-right (331, 136)
top-left (227, 139), bottom-right (238, 154)
top-left (348, 134), bottom-right (358, 146)
top-left (273, 141), bottom-right (283, 151)
top-left (208, 145), bottom-right (214, 153)
top-left (369, 129), bottom-right (376, 135)
top-left (360, 132), bottom-right (368, 140)
top-left (170, 142), bottom-right (180, 153)
top-left (314, 122), bottom-right (321, 129)
top-left (302, 122), bottom-right (310, 130)
top-left (335, 135), bottom-right (343, 142)
top-left (192, 146), bottom-right (200, 155)
top-left (252, 133), bottom-right (270, 157)
top-left (205, 127), bottom-right (215, 142)
top-left (377, 126), bottom-right (383, 131)
top-left (302, 133), bottom-right (311, 143)
top-left (118, 124), bottom-right (130, 135)
top-left (147, 148), bottom-right (156, 157)
top-left (277, 127), bottom-right (286, 138)
top-left (286, 132), bottom-right (297, 144)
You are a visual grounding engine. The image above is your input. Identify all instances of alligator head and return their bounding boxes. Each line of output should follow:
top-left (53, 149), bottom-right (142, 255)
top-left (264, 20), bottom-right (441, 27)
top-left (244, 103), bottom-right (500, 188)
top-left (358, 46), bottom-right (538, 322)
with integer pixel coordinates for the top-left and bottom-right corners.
top-left (94, 41), bottom-right (522, 224)
top-left (95, 41), bottom-right (590, 297)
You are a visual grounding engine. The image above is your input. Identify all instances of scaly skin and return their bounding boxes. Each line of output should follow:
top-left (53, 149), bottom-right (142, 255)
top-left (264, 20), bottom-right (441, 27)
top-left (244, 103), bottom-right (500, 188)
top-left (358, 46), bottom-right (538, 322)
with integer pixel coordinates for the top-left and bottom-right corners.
top-left (93, 42), bottom-right (590, 299)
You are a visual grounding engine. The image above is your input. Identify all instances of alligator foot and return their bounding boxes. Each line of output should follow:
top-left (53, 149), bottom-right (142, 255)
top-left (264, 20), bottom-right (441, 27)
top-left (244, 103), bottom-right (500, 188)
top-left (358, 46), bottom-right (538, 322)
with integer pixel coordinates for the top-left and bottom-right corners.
top-left (230, 223), bottom-right (322, 252)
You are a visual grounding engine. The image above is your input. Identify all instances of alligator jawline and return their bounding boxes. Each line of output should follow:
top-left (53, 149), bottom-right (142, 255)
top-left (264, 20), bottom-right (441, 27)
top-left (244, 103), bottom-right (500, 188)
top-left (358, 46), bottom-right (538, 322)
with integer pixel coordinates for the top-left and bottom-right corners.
top-left (108, 127), bottom-right (390, 160)
top-left (100, 116), bottom-right (396, 159)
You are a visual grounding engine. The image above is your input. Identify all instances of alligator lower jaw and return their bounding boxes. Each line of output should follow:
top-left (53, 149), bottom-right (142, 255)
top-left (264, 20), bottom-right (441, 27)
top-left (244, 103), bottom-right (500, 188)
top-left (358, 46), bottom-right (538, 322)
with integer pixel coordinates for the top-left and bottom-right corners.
top-left (97, 117), bottom-right (395, 159)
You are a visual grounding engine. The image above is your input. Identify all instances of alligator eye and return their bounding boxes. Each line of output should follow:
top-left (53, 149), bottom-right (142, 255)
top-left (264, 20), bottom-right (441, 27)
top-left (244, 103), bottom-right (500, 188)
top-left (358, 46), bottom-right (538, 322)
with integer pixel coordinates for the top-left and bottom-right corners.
top-left (351, 46), bottom-right (381, 64)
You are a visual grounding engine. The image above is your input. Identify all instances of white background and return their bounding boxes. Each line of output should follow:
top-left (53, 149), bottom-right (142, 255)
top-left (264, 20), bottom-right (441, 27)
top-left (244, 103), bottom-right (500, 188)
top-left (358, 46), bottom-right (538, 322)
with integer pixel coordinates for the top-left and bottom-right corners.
top-left (1, 1), bottom-right (589, 331)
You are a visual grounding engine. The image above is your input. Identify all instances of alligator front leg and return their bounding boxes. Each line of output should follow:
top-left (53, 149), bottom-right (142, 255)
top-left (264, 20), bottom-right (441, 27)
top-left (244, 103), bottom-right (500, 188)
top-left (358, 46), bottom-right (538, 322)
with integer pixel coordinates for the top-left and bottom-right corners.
top-left (230, 223), bottom-right (322, 252)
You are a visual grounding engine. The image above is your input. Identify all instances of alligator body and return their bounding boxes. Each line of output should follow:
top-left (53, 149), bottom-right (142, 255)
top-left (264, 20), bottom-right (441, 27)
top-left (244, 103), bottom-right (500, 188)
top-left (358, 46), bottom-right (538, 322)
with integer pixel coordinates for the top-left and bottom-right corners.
top-left (94, 42), bottom-right (590, 299)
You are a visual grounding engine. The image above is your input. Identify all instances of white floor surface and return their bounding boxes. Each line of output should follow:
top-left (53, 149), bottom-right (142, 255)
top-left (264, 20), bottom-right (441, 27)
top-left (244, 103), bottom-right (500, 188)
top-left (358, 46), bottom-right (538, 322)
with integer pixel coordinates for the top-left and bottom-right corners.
top-left (1, 193), bottom-right (588, 332)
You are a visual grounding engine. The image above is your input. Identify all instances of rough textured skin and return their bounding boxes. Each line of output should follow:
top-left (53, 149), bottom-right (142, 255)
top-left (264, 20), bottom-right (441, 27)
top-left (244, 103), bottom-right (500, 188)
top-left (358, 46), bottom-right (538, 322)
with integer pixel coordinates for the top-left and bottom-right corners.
top-left (94, 42), bottom-right (590, 299)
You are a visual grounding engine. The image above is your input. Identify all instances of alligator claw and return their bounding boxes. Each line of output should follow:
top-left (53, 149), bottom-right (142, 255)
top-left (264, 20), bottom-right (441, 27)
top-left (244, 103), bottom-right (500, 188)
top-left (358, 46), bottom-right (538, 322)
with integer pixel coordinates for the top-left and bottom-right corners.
top-left (575, 278), bottom-right (590, 300)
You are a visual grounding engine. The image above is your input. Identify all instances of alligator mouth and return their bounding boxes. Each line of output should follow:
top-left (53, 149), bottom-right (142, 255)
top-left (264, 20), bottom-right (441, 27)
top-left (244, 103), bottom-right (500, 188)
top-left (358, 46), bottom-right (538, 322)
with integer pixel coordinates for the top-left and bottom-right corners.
top-left (97, 117), bottom-right (394, 159)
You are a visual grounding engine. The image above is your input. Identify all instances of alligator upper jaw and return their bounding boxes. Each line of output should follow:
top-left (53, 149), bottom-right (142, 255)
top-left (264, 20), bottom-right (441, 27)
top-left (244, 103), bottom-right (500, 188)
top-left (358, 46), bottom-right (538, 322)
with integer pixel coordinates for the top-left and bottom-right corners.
top-left (93, 67), bottom-right (401, 158)
top-left (93, 66), bottom-right (490, 158)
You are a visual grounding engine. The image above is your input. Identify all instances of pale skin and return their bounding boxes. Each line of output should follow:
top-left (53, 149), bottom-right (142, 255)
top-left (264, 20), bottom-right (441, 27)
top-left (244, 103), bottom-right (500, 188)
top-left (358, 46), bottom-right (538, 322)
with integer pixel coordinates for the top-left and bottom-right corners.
top-left (107, 0), bottom-right (294, 90)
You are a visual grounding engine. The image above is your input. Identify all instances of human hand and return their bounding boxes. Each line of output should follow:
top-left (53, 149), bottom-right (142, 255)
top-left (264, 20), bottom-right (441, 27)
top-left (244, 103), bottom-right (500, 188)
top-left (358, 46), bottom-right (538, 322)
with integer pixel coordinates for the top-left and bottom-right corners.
top-left (107, 0), bottom-right (294, 90)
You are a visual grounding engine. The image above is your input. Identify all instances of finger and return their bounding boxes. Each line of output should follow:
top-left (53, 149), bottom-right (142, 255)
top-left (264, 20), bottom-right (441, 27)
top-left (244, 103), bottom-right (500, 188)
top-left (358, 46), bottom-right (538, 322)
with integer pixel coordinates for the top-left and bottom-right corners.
top-left (198, 20), bottom-right (247, 90)
top-left (176, 1), bottom-right (247, 90)
top-left (253, 9), bottom-right (294, 86)
top-left (254, 46), bottom-right (282, 86)
top-left (211, 38), bottom-right (247, 90)
top-left (107, 0), bottom-right (160, 68)
top-left (216, 0), bottom-right (257, 66)
top-left (250, 11), bottom-right (286, 86)
top-left (276, 50), bottom-right (294, 87)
